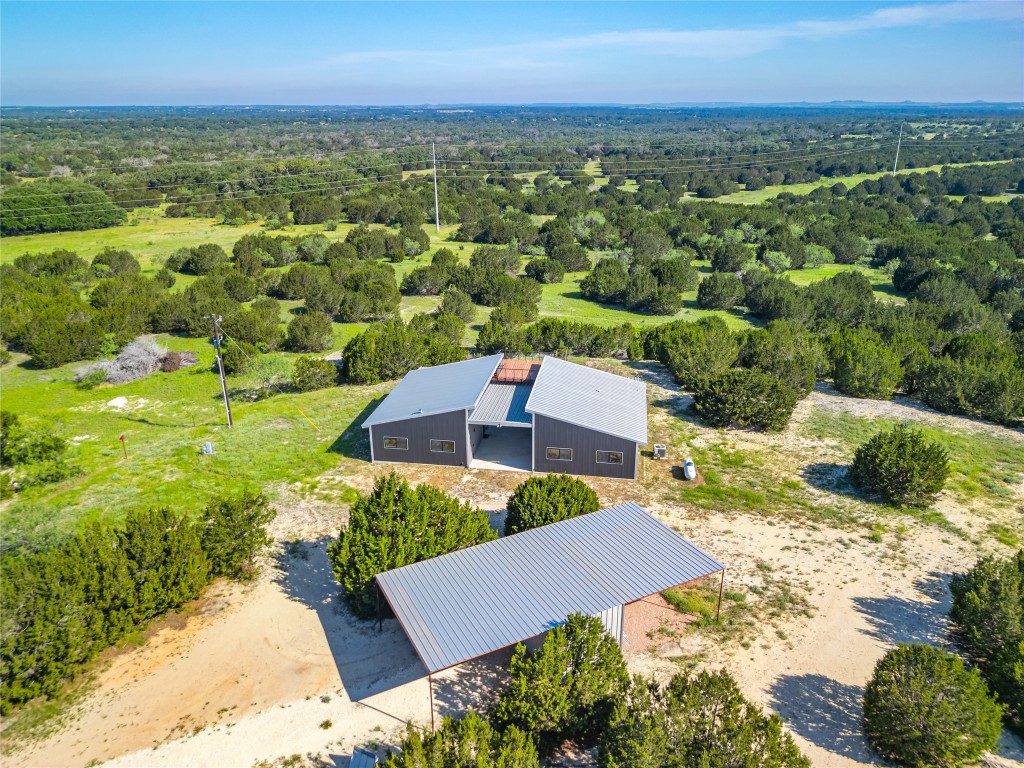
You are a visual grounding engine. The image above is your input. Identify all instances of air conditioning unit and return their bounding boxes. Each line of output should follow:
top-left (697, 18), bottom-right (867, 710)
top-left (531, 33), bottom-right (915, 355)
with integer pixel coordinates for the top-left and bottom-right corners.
top-left (652, 444), bottom-right (667, 460)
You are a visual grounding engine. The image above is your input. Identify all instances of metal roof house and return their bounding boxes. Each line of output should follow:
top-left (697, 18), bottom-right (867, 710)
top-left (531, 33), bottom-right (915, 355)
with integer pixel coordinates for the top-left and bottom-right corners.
top-left (361, 355), bottom-right (649, 479)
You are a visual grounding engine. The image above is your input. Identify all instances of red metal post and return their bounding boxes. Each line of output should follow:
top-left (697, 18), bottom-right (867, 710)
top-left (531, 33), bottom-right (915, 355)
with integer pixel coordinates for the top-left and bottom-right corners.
top-left (716, 569), bottom-right (725, 621)
top-left (428, 673), bottom-right (435, 732)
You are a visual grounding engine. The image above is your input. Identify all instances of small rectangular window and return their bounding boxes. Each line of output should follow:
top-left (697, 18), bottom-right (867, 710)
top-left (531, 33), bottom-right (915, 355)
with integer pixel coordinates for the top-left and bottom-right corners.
top-left (596, 451), bottom-right (624, 465)
top-left (430, 439), bottom-right (456, 453)
top-left (546, 447), bottom-right (573, 461)
top-left (383, 437), bottom-right (408, 450)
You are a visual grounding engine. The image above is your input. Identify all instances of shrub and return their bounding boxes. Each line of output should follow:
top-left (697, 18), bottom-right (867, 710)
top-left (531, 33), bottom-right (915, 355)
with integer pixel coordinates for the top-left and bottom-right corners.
top-left (222, 309), bottom-right (282, 352)
top-left (285, 312), bottom-right (333, 352)
top-left (504, 474), bottom-right (600, 536)
top-left (829, 328), bottom-right (904, 399)
top-left (524, 257), bottom-right (565, 284)
top-left (107, 338), bottom-right (167, 384)
top-left (863, 644), bottom-right (1002, 768)
top-left (200, 489), bottom-right (277, 580)
top-left (76, 367), bottom-right (107, 389)
top-left (292, 356), bottom-right (338, 392)
top-left (92, 248), bottom-right (140, 276)
top-left (697, 272), bottom-right (745, 310)
top-left (601, 670), bottom-right (811, 768)
top-left (384, 711), bottom-right (539, 768)
top-left (220, 340), bottom-right (258, 375)
top-left (739, 320), bottom-right (821, 398)
top-left (244, 355), bottom-right (292, 400)
top-left (439, 286), bottom-right (475, 323)
top-left (160, 350), bottom-right (198, 372)
top-left (653, 316), bottom-right (739, 390)
top-left (326, 472), bottom-right (497, 618)
top-left (341, 319), bottom-right (464, 385)
top-left (762, 250), bottom-right (792, 274)
top-left (491, 614), bottom-right (630, 752)
top-left (950, 550), bottom-right (1024, 734)
top-left (848, 424), bottom-right (950, 508)
top-left (693, 369), bottom-right (799, 432)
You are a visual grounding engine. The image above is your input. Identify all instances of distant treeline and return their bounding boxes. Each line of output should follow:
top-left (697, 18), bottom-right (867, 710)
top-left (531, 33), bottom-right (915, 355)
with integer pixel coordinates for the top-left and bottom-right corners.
top-left (2, 107), bottom-right (1022, 235)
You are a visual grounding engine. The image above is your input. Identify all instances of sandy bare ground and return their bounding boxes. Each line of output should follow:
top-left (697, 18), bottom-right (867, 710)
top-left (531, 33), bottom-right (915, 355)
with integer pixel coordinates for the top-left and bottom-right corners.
top-left (5, 366), bottom-right (1023, 767)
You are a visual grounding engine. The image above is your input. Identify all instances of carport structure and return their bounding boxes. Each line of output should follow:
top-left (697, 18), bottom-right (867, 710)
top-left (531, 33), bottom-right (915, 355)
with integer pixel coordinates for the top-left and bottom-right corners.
top-left (374, 502), bottom-right (725, 729)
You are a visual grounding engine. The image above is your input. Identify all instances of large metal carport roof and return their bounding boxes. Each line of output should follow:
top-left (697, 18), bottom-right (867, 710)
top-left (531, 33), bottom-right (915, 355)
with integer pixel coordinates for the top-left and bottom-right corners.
top-left (375, 502), bottom-right (724, 674)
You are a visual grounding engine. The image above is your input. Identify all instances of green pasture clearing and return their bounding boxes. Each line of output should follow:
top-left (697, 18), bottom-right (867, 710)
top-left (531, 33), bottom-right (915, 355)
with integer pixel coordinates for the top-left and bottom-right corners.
top-left (0, 208), bottom-right (362, 274)
top-left (539, 275), bottom-right (755, 331)
top-left (0, 336), bottom-right (383, 547)
top-left (801, 409), bottom-right (1024, 512)
top-left (684, 160), bottom-right (1012, 206)
top-left (783, 263), bottom-right (905, 303)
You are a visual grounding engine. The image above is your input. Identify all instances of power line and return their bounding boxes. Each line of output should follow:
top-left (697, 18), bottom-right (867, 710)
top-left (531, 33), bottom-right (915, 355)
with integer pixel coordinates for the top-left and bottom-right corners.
top-left (6, 139), bottom-right (898, 215)
top-left (0, 173), bottom-right (418, 221)
top-left (4, 159), bottom-right (426, 200)
top-left (438, 143), bottom-right (898, 178)
top-left (6, 135), bottom-right (886, 199)
top-left (7, 142), bottom-right (438, 174)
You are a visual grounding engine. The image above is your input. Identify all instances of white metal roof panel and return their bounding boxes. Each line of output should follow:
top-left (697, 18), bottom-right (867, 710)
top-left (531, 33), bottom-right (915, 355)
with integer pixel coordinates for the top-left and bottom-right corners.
top-left (361, 354), bottom-right (503, 428)
top-left (469, 382), bottom-right (533, 426)
top-left (375, 503), bottom-right (723, 673)
top-left (526, 356), bottom-right (648, 444)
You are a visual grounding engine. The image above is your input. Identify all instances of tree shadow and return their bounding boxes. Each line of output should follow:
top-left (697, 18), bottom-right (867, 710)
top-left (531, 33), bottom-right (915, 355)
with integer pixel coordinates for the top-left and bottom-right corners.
top-left (767, 674), bottom-right (872, 761)
top-left (800, 462), bottom-right (865, 500)
top-left (273, 537), bottom-right (424, 703)
top-left (852, 571), bottom-right (953, 647)
top-left (328, 397), bottom-right (382, 460)
top-left (432, 647), bottom-right (513, 720)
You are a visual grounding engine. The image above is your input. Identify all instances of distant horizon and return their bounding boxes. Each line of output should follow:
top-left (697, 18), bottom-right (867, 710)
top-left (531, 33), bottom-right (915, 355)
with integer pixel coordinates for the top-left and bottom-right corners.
top-left (2, 100), bottom-right (1021, 110)
top-left (2, 1), bottom-right (1021, 106)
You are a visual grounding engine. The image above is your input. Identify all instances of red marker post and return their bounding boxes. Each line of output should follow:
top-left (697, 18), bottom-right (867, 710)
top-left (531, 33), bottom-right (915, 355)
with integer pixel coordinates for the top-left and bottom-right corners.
top-left (119, 434), bottom-right (127, 459)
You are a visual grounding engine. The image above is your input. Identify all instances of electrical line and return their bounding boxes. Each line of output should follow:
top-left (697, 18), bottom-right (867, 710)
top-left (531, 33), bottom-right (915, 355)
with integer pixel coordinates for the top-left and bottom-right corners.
top-left (8, 142), bottom-right (438, 174)
top-left (0, 173), bottom-right (418, 221)
top-left (0, 137), bottom-right (884, 210)
top-left (7, 135), bottom-right (886, 198)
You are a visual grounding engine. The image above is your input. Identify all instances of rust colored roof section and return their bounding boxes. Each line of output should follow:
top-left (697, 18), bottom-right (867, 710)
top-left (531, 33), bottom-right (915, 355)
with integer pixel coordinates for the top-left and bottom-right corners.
top-left (492, 358), bottom-right (541, 383)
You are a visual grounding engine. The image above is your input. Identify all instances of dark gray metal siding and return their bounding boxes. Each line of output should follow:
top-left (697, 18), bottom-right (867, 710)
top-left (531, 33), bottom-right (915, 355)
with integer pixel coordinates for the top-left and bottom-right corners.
top-left (370, 409), bottom-right (468, 467)
top-left (532, 414), bottom-right (637, 479)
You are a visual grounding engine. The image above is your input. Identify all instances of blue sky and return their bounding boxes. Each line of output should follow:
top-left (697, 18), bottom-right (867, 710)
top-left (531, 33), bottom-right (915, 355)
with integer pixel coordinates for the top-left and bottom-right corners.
top-left (2, 1), bottom-right (1021, 105)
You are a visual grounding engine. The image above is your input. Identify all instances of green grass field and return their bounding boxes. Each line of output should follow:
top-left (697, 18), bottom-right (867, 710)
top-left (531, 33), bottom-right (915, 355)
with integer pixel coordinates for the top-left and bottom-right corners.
top-left (0, 336), bottom-right (384, 548)
top-left (802, 410), bottom-right (1024, 509)
top-left (682, 160), bottom-right (1013, 206)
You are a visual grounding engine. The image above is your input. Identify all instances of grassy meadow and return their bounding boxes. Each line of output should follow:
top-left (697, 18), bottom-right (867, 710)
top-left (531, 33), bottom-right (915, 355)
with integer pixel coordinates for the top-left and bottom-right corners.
top-left (1, 336), bottom-right (378, 548)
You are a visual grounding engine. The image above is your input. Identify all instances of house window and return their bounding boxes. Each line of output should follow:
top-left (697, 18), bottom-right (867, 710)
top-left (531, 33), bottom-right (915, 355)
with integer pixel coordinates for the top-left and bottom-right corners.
top-left (430, 439), bottom-right (456, 453)
top-left (596, 451), bottom-right (624, 465)
top-left (546, 447), bottom-right (573, 461)
top-left (383, 437), bottom-right (408, 450)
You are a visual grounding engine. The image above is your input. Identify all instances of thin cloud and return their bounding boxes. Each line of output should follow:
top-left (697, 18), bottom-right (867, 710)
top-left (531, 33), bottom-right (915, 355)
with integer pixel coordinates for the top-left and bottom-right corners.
top-left (322, 1), bottom-right (1021, 67)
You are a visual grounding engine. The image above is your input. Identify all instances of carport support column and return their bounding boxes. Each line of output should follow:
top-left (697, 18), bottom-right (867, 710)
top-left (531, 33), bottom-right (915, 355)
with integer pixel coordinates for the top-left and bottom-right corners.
top-left (376, 583), bottom-right (383, 632)
top-left (716, 569), bottom-right (725, 621)
top-left (428, 673), bottom-right (435, 732)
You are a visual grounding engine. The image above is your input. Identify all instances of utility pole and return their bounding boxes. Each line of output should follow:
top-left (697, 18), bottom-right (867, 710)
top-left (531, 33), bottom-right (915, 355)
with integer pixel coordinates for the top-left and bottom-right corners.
top-left (892, 122), bottom-right (904, 177)
top-left (432, 142), bottom-right (440, 233)
top-left (208, 315), bottom-right (233, 428)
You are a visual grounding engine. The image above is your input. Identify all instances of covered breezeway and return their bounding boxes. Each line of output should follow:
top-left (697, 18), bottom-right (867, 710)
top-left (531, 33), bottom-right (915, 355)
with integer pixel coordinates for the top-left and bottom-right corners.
top-left (469, 425), bottom-right (532, 472)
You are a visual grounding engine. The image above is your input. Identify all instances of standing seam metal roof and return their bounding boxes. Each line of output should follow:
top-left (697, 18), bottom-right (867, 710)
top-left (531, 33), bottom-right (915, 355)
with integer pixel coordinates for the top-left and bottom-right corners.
top-left (468, 382), bottom-right (533, 425)
top-left (525, 356), bottom-right (648, 444)
top-left (361, 354), bottom-right (503, 428)
top-left (375, 503), bottom-right (724, 674)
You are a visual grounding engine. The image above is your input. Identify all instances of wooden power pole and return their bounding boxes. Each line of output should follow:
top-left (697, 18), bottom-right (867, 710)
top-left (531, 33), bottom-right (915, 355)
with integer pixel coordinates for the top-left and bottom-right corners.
top-left (208, 315), bottom-right (233, 428)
